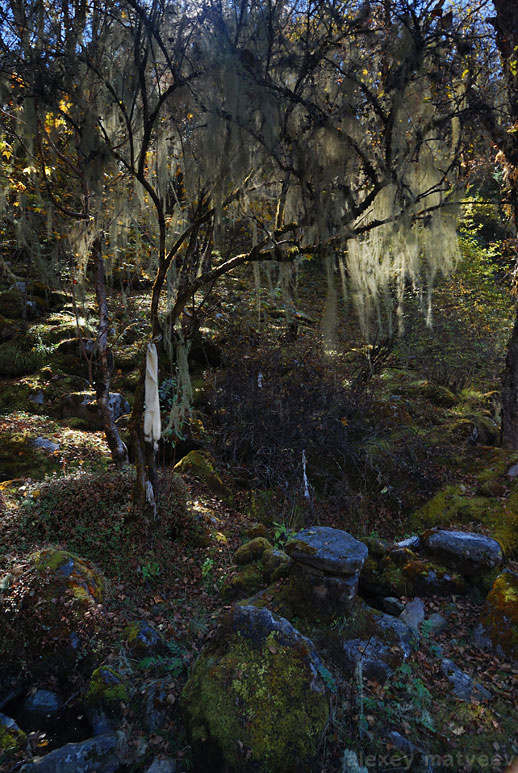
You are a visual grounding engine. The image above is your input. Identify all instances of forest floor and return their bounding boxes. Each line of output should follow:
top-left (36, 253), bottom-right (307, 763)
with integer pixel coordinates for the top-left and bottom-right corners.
top-left (1, 237), bottom-right (518, 772)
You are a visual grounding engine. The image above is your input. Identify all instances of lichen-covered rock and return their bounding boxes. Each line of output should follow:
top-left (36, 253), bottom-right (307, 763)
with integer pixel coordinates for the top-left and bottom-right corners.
top-left (181, 605), bottom-right (329, 773)
top-left (360, 553), bottom-right (466, 600)
top-left (19, 732), bottom-right (124, 772)
top-left (422, 529), bottom-right (503, 575)
top-left (0, 712), bottom-right (27, 758)
top-left (32, 549), bottom-right (105, 603)
top-left (84, 667), bottom-right (129, 735)
top-left (0, 549), bottom-right (105, 678)
top-left (174, 451), bottom-right (230, 499)
top-left (125, 621), bottom-right (168, 658)
top-left (473, 571), bottom-right (518, 663)
top-left (286, 527), bottom-right (368, 575)
top-left (234, 537), bottom-right (273, 565)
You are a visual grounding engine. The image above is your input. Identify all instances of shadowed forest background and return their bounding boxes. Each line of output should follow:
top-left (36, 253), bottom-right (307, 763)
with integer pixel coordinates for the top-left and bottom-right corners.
top-left (1, 1), bottom-right (518, 771)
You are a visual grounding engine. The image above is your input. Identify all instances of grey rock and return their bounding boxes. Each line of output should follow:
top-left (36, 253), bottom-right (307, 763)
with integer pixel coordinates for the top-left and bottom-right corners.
top-left (290, 563), bottom-right (359, 619)
top-left (382, 597), bottom-right (405, 616)
top-left (472, 622), bottom-right (494, 651)
top-left (29, 391), bottom-right (45, 405)
top-left (126, 620), bottom-right (168, 657)
top-left (30, 437), bottom-right (59, 453)
top-left (422, 530), bottom-right (503, 575)
top-left (84, 668), bottom-right (128, 736)
top-left (507, 462), bottom-right (518, 478)
top-left (286, 527), bottom-right (368, 576)
top-left (400, 598), bottom-right (425, 634)
top-left (440, 658), bottom-right (492, 702)
top-left (337, 606), bottom-right (416, 684)
top-left (424, 613), bottom-right (448, 637)
top-left (340, 749), bottom-right (368, 773)
top-left (61, 392), bottom-right (130, 430)
top-left (386, 730), bottom-right (420, 757)
top-left (396, 536), bottom-right (420, 550)
top-left (107, 393), bottom-right (130, 422)
top-left (23, 689), bottom-right (63, 717)
top-left (145, 758), bottom-right (177, 773)
top-left (20, 732), bottom-right (124, 772)
top-left (143, 679), bottom-right (168, 733)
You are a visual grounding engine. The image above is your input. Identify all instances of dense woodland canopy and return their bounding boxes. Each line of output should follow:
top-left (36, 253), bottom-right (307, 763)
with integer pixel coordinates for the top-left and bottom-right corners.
top-left (1, 1), bottom-right (518, 771)
top-left (1, 0), bottom-right (514, 505)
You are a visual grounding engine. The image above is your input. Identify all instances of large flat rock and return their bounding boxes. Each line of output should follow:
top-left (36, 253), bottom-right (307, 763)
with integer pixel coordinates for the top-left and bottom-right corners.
top-left (422, 530), bottom-right (503, 575)
top-left (286, 527), bottom-right (368, 576)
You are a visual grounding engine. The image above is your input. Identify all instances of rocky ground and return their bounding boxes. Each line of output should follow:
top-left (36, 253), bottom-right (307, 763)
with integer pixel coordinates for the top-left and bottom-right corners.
top-left (1, 244), bottom-right (518, 772)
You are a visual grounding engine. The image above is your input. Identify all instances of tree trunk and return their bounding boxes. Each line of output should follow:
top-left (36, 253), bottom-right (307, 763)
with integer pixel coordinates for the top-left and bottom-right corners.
top-left (129, 356), bottom-right (159, 519)
top-left (128, 268), bottom-right (165, 519)
top-left (93, 235), bottom-right (128, 467)
top-left (490, 0), bottom-right (518, 449)
top-left (501, 304), bottom-right (518, 448)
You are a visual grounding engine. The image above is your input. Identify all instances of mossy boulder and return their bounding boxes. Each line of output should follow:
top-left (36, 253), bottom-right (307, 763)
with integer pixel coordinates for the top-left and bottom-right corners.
top-left (246, 522), bottom-right (268, 540)
top-left (31, 548), bottom-right (105, 602)
top-left (84, 666), bottom-right (129, 734)
top-left (261, 548), bottom-right (292, 583)
top-left (0, 713), bottom-right (27, 760)
top-left (181, 605), bottom-right (329, 773)
top-left (0, 549), bottom-right (106, 678)
top-left (222, 562), bottom-right (266, 602)
top-left (174, 450), bottom-right (230, 499)
top-left (400, 380), bottom-right (458, 408)
top-left (234, 537), bottom-right (273, 565)
top-left (125, 621), bottom-right (168, 657)
top-left (0, 288), bottom-right (41, 320)
top-left (473, 572), bottom-right (518, 663)
top-left (360, 553), bottom-right (466, 599)
top-left (326, 600), bottom-right (417, 684)
top-left (0, 429), bottom-right (60, 481)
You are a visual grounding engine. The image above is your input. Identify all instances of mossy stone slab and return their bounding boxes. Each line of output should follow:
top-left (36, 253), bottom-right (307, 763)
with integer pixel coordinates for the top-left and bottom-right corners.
top-left (286, 527), bottom-right (368, 576)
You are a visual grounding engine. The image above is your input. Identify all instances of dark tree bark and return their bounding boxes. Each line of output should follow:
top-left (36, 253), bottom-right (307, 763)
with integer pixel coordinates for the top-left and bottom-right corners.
top-left (490, 1), bottom-right (518, 448)
top-left (93, 235), bottom-right (128, 467)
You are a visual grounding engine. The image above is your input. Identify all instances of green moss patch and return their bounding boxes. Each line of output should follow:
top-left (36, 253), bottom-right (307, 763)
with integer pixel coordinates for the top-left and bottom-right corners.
top-left (174, 450), bottom-right (230, 499)
top-left (476, 572), bottom-right (518, 662)
top-left (182, 609), bottom-right (328, 773)
top-left (411, 484), bottom-right (518, 556)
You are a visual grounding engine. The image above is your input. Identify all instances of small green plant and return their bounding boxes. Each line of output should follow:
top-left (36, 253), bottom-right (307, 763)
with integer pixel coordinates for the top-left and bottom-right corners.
top-left (272, 521), bottom-right (295, 548)
top-left (317, 662), bottom-right (337, 694)
top-left (201, 556), bottom-right (214, 585)
top-left (140, 560), bottom-right (161, 583)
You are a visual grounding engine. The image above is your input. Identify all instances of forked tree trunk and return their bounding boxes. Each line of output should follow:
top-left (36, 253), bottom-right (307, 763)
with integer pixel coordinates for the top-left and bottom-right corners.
top-left (93, 236), bottom-right (128, 467)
